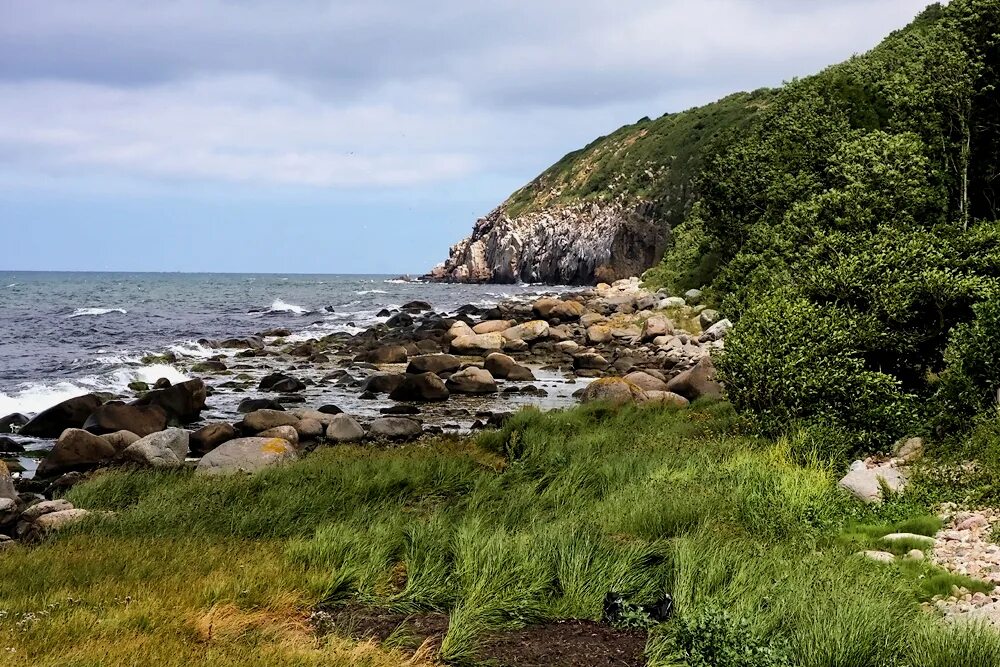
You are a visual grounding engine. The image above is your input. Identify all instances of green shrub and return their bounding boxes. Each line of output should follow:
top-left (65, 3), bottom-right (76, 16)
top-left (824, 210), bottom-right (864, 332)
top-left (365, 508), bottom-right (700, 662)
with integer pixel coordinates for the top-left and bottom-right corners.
top-left (934, 291), bottom-right (1000, 430)
top-left (659, 606), bottom-right (792, 667)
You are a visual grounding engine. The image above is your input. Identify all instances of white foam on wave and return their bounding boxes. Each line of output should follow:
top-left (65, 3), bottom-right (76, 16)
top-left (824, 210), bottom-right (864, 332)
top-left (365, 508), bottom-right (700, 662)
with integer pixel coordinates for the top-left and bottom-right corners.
top-left (267, 298), bottom-right (309, 315)
top-left (383, 279), bottom-right (410, 284)
top-left (356, 289), bottom-right (387, 295)
top-left (6, 283), bottom-right (17, 288)
top-left (167, 340), bottom-right (222, 359)
top-left (68, 307), bottom-right (128, 318)
top-left (0, 364), bottom-right (189, 417)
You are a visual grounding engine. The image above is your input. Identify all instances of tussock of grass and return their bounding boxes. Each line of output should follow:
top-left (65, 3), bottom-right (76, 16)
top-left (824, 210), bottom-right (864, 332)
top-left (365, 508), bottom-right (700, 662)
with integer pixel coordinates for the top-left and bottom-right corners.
top-left (3, 402), bottom-right (999, 665)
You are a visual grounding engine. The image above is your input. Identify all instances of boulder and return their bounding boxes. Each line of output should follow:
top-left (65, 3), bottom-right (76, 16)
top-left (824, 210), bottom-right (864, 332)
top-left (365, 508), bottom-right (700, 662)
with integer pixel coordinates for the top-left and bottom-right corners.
top-left (100, 430), bottom-right (141, 450)
top-left (386, 312), bottom-right (414, 327)
top-left (838, 465), bottom-right (908, 504)
top-left (531, 297), bottom-right (562, 319)
top-left (389, 373), bottom-right (450, 402)
top-left (533, 298), bottom-right (585, 321)
top-left (446, 367), bottom-right (498, 394)
top-left (484, 353), bottom-right (518, 378)
top-left (666, 357), bottom-right (724, 401)
top-left (0, 413), bottom-right (28, 434)
top-left (502, 321), bottom-right (549, 343)
top-left (258, 425), bottom-right (299, 446)
top-left (258, 373), bottom-right (306, 392)
top-left (684, 289), bottom-right (703, 304)
top-left (580, 313), bottom-right (607, 327)
top-left (892, 436), bottom-right (924, 463)
top-left (243, 409), bottom-right (300, 432)
top-left (370, 417), bottom-right (422, 440)
top-left (36, 428), bottom-right (119, 477)
top-left (361, 373), bottom-right (406, 394)
top-left (131, 379), bottom-right (207, 422)
top-left (406, 354), bottom-right (462, 375)
top-left (573, 353), bottom-right (609, 371)
top-left (83, 403), bottom-right (169, 437)
top-left (473, 320), bottom-right (514, 334)
top-left (451, 333), bottom-right (505, 355)
top-left (368, 345), bottom-right (408, 364)
top-left (641, 391), bottom-right (690, 408)
top-left (857, 550), bottom-right (896, 563)
top-left (238, 398), bottom-right (285, 413)
top-left (326, 414), bottom-right (366, 443)
top-left (580, 378), bottom-right (647, 406)
top-left (698, 309), bottom-right (720, 329)
top-left (0, 436), bottom-right (24, 453)
top-left (195, 437), bottom-right (298, 476)
top-left (220, 336), bottom-right (264, 350)
top-left (19, 394), bottom-right (103, 438)
top-left (290, 409), bottom-right (338, 426)
top-left (20, 498), bottom-right (73, 522)
top-left (33, 508), bottom-right (91, 533)
top-left (660, 297), bottom-right (686, 309)
top-left (0, 497), bottom-right (16, 526)
top-left (586, 325), bottom-right (613, 344)
top-left (402, 300), bottom-right (432, 312)
top-left (123, 428), bottom-right (189, 468)
top-left (641, 316), bottom-right (673, 341)
top-left (624, 371), bottom-right (670, 393)
top-left (190, 423), bottom-right (237, 455)
top-left (295, 418), bottom-right (325, 440)
top-left (0, 460), bottom-right (14, 503)
top-left (700, 319), bottom-right (732, 342)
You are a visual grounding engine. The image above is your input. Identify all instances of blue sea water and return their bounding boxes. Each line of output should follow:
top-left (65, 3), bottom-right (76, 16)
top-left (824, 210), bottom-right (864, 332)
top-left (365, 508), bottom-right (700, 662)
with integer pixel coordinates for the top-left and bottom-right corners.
top-left (0, 272), bottom-right (560, 417)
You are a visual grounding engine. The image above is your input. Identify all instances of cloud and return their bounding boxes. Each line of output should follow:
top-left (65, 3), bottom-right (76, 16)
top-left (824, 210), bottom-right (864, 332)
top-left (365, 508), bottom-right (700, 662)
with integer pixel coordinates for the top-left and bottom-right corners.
top-left (0, 0), bottom-right (934, 191)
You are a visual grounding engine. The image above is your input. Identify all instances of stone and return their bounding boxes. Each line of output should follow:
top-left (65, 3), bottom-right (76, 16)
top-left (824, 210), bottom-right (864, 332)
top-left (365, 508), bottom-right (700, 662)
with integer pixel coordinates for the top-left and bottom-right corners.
top-left (473, 320), bottom-right (514, 334)
top-left (700, 319), bottom-right (732, 342)
top-left (580, 313), bottom-right (607, 328)
top-left (586, 325), bottom-right (613, 344)
top-left (33, 508), bottom-right (91, 533)
top-left (573, 353), bottom-right (609, 371)
top-left (892, 436), bottom-right (924, 463)
top-left (368, 345), bottom-right (408, 364)
top-left (131, 379), bottom-right (208, 423)
top-left (290, 409), bottom-right (338, 426)
top-left (295, 418), bottom-right (325, 440)
top-left (961, 601), bottom-right (1000, 629)
top-left (451, 333), bottom-right (505, 355)
top-left (580, 377), bottom-right (647, 406)
top-left (326, 414), bottom-right (366, 442)
top-left (258, 373), bottom-right (306, 392)
top-left (857, 550), bottom-right (896, 563)
top-left (484, 353), bottom-right (518, 378)
top-left (531, 297), bottom-right (563, 319)
top-left (502, 338), bottom-right (529, 352)
top-left (641, 316), bottom-right (673, 341)
top-left (190, 423), bottom-right (238, 455)
top-left (666, 356), bottom-right (724, 400)
top-left (370, 417), bottom-right (422, 440)
top-left (623, 371), bottom-right (670, 393)
top-left (318, 405), bottom-right (343, 415)
top-left (555, 341), bottom-right (580, 353)
top-left (446, 367), bottom-right (498, 394)
top-left (238, 398), bottom-right (285, 413)
top-left (220, 336), bottom-right (264, 350)
top-left (406, 354), bottom-right (462, 375)
top-left (124, 428), bottom-right (190, 468)
top-left (361, 373), bottom-right (406, 394)
top-left (640, 391), bottom-right (691, 408)
top-left (838, 465), bottom-right (908, 504)
top-left (0, 460), bottom-right (15, 502)
top-left (21, 499), bottom-right (74, 522)
top-left (389, 373), bottom-right (450, 401)
top-left (501, 321), bottom-right (550, 343)
top-left (698, 309), bottom-right (720, 329)
top-left (19, 394), bottom-right (103, 438)
top-left (0, 413), bottom-right (28, 434)
top-left (83, 403), bottom-right (169, 437)
top-left (684, 289), bottom-right (703, 304)
top-left (386, 312), bottom-right (414, 327)
top-left (243, 409), bottom-right (300, 432)
top-left (101, 430), bottom-right (141, 450)
top-left (258, 425), bottom-right (299, 446)
top-left (190, 360), bottom-right (227, 373)
top-left (660, 297), bottom-right (686, 309)
top-left (36, 428), bottom-right (119, 477)
top-left (905, 549), bottom-right (925, 560)
top-left (882, 532), bottom-right (934, 546)
top-left (0, 436), bottom-right (23, 453)
top-left (0, 497), bottom-right (16, 526)
top-left (195, 437), bottom-right (298, 476)
top-left (402, 300), bottom-right (432, 312)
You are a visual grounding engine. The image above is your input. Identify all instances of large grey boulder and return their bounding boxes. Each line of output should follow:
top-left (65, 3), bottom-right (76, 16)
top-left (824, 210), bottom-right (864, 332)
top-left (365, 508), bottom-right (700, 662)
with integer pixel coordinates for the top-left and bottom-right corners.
top-left (623, 371), bottom-right (669, 393)
top-left (502, 321), bottom-right (549, 343)
top-left (36, 428), bottom-right (119, 477)
top-left (581, 378), bottom-right (648, 406)
top-left (195, 437), bottom-right (298, 476)
top-left (838, 464), bottom-right (908, 504)
top-left (124, 428), bottom-right (189, 468)
top-left (326, 414), bottom-right (366, 442)
top-left (20, 499), bottom-right (74, 522)
top-left (406, 354), bottom-right (462, 375)
top-left (388, 373), bottom-right (450, 401)
top-left (451, 333), bottom-right (504, 355)
top-left (446, 367), bottom-right (498, 394)
top-left (243, 409), bottom-right (299, 432)
top-left (369, 417), bottom-right (422, 440)
top-left (190, 423), bottom-right (237, 455)
top-left (666, 356), bottom-right (724, 400)
top-left (33, 508), bottom-right (91, 534)
top-left (83, 403), bottom-right (169, 437)
top-left (19, 394), bottom-right (103, 438)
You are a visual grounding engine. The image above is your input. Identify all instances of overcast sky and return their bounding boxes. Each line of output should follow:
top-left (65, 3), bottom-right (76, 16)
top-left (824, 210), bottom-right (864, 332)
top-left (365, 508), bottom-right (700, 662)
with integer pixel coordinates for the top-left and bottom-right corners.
top-left (0, 0), bottom-right (934, 273)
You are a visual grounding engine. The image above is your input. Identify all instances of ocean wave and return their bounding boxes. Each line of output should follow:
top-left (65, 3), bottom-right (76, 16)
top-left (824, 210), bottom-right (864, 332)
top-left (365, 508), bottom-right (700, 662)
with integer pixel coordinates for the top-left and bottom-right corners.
top-left (68, 307), bottom-right (128, 318)
top-left (0, 364), bottom-right (189, 417)
top-left (267, 298), bottom-right (310, 315)
top-left (355, 289), bottom-right (387, 295)
top-left (167, 340), bottom-right (222, 359)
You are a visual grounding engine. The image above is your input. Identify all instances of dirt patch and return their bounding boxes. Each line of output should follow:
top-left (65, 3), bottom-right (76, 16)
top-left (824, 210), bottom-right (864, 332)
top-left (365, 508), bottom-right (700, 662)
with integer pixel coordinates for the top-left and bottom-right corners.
top-left (320, 604), bottom-right (450, 653)
top-left (477, 619), bottom-right (647, 667)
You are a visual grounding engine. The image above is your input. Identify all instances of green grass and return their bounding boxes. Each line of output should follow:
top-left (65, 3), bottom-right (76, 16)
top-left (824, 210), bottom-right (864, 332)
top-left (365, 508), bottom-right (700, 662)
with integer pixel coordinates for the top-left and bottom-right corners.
top-left (2, 401), bottom-right (999, 665)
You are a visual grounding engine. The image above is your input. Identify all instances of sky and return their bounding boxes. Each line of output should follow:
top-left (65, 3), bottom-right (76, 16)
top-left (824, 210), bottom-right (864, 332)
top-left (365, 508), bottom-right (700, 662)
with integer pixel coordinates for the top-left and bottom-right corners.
top-left (0, 0), bottom-right (935, 274)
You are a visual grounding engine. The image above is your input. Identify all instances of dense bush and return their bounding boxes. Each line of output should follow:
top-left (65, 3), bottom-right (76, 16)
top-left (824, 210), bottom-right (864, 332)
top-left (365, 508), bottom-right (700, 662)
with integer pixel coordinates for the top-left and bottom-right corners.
top-left (662, 606), bottom-right (791, 667)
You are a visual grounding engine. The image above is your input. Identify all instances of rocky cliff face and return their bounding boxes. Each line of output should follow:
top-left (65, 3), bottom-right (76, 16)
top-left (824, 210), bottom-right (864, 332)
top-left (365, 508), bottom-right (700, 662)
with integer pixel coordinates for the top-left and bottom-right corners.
top-left (426, 201), bottom-right (666, 285)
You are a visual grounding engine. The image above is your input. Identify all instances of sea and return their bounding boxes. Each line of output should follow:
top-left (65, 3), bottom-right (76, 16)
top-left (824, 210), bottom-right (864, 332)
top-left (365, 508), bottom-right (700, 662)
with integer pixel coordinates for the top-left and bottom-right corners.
top-left (0, 272), bottom-right (565, 418)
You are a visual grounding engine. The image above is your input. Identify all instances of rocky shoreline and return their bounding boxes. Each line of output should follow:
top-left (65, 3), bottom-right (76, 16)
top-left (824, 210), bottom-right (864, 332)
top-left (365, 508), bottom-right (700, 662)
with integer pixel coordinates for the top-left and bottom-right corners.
top-left (0, 278), bottom-right (725, 547)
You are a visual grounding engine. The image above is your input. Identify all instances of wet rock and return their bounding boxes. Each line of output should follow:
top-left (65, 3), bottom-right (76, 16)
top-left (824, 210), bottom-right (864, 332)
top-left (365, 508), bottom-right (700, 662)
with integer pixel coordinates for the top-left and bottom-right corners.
top-left (367, 344), bottom-right (409, 364)
top-left (402, 300), bottom-right (432, 312)
top-left (318, 405), bottom-right (344, 415)
top-left (19, 394), bottom-right (104, 438)
top-left (190, 423), bottom-right (238, 455)
top-left (36, 429), bottom-right (120, 477)
top-left (220, 336), bottom-right (264, 350)
top-left (406, 354), bottom-right (461, 375)
top-left (389, 373), bottom-right (450, 402)
top-left (381, 405), bottom-right (421, 415)
top-left (83, 403), bottom-right (169, 437)
top-left (191, 360), bottom-right (228, 373)
top-left (238, 398), bottom-right (285, 413)
top-left (326, 414), bottom-right (366, 442)
top-left (259, 373), bottom-right (306, 392)
top-left (666, 357), bottom-right (723, 401)
top-left (386, 312), bottom-right (414, 327)
top-left (0, 436), bottom-right (24, 453)
top-left (243, 409), bottom-right (300, 432)
top-left (369, 417), bottom-right (422, 440)
top-left (361, 373), bottom-right (406, 394)
top-left (446, 367), bottom-right (498, 394)
top-left (0, 413), bottom-right (28, 434)
top-left (195, 437), bottom-right (298, 476)
top-left (124, 428), bottom-right (190, 468)
top-left (131, 379), bottom-right (208, 423)
top-left (580, 377), bottom-right (647, 406)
